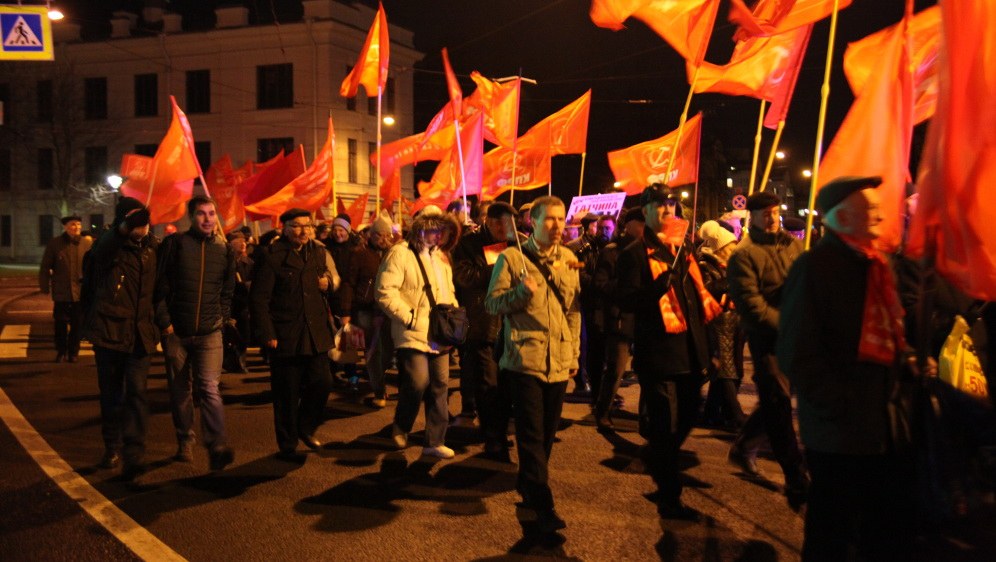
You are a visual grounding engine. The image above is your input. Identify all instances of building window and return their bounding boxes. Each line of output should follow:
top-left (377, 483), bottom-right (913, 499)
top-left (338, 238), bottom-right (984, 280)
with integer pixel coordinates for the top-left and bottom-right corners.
top-left (386, 78), bottom-right (396, 114)
top-left (368, 92), bottom-right (377, 115)
top-left (0, 215), bottom-right (10, 247)
top-left (257, 137), bottom-right (293, 163)
top-left (134, 73), bottom-right (158, 117)
top-left (368, 142), bottom-right (377, 185)
top-left (37, 148), bottom-right (54, 190)
top-left (186, 69), bottom-right (210, 114)
top-left (0, 83), bottom-right (10, 126)
top-left (194, 141), bottom-right (210, 173)
top-left (88, 214), bottom-right (104, 233)
top-left (134, 144), bottom-right (157, 157)
top-left (37, 79), bottom-right (53, 122)
top-left (345, 66), bottom-right (356, 111)
top-left (39, 215), bottom-right (56, 246)
top-left (84, 146), bottom-right (108, 185)
top-left (257, 64), bottom-right (293, 110)
top-left (348, 139), bottom-right (358, 184)
top-left (84, 77), bottom-right (107, 120)
top-left (0, 149), bottom-right (10, 192)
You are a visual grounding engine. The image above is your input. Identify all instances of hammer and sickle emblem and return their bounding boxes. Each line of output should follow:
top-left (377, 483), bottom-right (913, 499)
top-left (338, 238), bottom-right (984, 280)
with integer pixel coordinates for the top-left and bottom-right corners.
top-left (643, 146), bottom-right (671, 170)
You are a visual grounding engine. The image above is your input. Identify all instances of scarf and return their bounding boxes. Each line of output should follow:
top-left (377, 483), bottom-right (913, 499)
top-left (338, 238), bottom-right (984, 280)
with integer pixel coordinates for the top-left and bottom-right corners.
top-left (647, 245), bottom-right (722, 333)
top-left (838, 233), bottom-right (907, 366)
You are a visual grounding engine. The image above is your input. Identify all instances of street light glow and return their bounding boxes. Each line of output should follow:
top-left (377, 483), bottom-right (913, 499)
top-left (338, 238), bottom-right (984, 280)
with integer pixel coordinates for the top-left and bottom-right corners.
top-left (802, 169), bottom-right (812, 178)
top-left (612, 181), bottom-right (622, 188)
top-left (382, 115), bottom-right (396, 126)
top-left (106, 174), bottom-right (122, 190)
top-left (775, 151), bottom-right (785, 160)
top-left (680, 191), bottom-right (689, 199)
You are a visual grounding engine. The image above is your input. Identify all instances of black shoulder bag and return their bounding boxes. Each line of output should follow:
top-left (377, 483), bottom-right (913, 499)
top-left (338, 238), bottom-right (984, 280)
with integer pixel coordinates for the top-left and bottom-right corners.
top-left (411, 247), bottom-right (469, 346)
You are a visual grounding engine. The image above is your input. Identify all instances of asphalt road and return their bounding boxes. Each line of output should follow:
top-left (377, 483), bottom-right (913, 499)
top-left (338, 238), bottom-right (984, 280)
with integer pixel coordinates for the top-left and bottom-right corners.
top-left (0, 278), bottom-right (990, 561)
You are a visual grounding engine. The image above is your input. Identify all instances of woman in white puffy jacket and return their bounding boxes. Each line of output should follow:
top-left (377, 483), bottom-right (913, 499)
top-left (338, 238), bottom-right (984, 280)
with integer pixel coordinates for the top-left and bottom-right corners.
top-left (375, 207), bottom-right (461, 459)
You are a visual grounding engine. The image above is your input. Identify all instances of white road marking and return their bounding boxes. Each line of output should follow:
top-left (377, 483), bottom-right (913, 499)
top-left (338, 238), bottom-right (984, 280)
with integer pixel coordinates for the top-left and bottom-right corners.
top-left (0, 324), bottom-right (30, 359)
top-left (0, 386), bottom-right (187, 561)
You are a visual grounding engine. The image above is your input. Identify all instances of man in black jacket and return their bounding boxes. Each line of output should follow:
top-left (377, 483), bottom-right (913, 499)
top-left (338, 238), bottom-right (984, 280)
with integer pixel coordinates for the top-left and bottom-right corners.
top-left (452, 201), bottom-right (517, 458)
top-left (81, 198), bottom-right (159, 479)
top-left (616, 185), bottom-right (721, 520)
top-left (155, 196), bottom-right (236, 471)
top-left (251, 208), bottom-right (339, 459)
top-left (39, 215), bottom-right (92, 363)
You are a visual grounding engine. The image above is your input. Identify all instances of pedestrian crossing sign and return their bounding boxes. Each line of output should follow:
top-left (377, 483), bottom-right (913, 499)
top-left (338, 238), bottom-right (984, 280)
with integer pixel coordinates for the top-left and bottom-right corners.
top-left (0, 6), bottom-right (53, 61)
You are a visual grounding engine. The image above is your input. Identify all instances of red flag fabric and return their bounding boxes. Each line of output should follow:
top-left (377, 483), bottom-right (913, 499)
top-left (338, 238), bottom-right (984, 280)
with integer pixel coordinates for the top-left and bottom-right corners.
top-left (817, 15), bottom-right (913, 253)
top-left (441, 48), bottom-right (463, 117)
top-left (690, 24), bottom-right (812, 129)
top-left (418, 113), bottom-right (486, 202)
top-left (239, 146), bottom-right (307, 221)
top-left (342, 193), bottom-right (370, 228)
top-left (469, 72), bottom-right (521, 148)
top-left (205, 155), bottom-right (246, 233)
top-left (340, 3), bottom-right (390, 98)
top-left (518, 90), bottom-right (591, 155)
top-left (608, 113), bottom-right (702, 195)
top-left (379, 169), bottom-right (402, 212)
top-left (729, 0), bottom-right (852, 41)
top-left (244, 119), bottom-right (335, 217)
top-left (591, 0), bottom-right (719, 64)
top-left (907, 0), bottom-right (996, 300)
top-left (119, 96), bottom-right (201, 225)
top-left (481, 145), bottom-right (551, 200)
top-left (844, 6), bottom-right (940, 126)
top-left (253, 150), bottom-right (283, 174)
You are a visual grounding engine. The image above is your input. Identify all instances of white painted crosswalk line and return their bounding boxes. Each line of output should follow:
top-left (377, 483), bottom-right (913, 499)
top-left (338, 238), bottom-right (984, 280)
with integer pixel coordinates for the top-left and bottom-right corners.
top-left (0, 324), bottom-right (30, 359)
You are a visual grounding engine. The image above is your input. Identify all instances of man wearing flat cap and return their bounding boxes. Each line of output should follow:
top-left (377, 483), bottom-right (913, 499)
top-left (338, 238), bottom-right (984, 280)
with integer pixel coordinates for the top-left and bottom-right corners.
top-left (727, 191), bottom-right (810, 508)
top-left (250, 208), bottom-right (340, 460)
top-left (778, 175), bottom-right (930, 560)
top-left (81, 197), bottom-right (159, 478)
top-left (39, 214), bottom-right (92, 363)
top-left (616, 184), bottom-right (721, 520)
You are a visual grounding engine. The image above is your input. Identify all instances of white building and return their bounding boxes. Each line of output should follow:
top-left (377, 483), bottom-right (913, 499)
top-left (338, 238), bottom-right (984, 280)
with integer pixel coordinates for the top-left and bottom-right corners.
top-left (0, 0), bottom-right (420, 263)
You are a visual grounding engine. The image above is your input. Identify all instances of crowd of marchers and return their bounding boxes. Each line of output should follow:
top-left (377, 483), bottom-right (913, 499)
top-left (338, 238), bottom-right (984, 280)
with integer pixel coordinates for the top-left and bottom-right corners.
top-left (37, 176), bottom-right (994, 558)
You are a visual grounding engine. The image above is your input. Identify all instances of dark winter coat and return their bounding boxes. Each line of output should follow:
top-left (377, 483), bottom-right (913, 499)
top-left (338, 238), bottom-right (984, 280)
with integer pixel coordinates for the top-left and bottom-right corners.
top-left (452, 226), bottom-right (507, 343)
top-left (155, 229), bottom-right (235, 337)
top-left (348, 243), bottom-right (388, 314)
top-left (39, 233), bottom-right (92, 302)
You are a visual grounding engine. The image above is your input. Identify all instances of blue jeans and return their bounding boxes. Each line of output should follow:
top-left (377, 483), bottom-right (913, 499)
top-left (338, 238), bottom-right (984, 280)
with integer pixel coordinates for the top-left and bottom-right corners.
top-left (355, 309), bottom-right (392, 396)
top-left (163, 330), bottom-right (228, 449)
top-left (393, 348), bottom-right (449, 447)
top-left (94, 346), bottom-right (150, 465)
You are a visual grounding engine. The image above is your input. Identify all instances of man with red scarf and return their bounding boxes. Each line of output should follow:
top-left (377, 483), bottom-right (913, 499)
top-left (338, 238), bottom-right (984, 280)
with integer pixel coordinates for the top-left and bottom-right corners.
top-left (616, 184), bottom-right (721, 521)
top-left (778, 176), bottom-right (931, 561)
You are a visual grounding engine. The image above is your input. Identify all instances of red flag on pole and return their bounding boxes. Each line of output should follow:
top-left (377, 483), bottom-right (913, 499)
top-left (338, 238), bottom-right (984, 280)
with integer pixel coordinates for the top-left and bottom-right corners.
top-left (729, 0), bottom-right (852, 41)
top-left (607, 113), bottom-right (702, 195)
top-left (469, 71), bottom-right (521, 148)
top-left (591, 0), bottom-right (720, 65)
top-left (244, 119), bottom-right (336, 216)
top-left (518, 90), bottom-right (591, 155)
top-left (418, 113), bottom-right (485, 201)
top-left (205, 155), bottom-right (246, 233)
top-left (340, 3), bottom-right (390, 98)
top-left (906, 0), bottom-right (996, 300)
top-left (441, 48), bottom-right (462, 117)
top-left (481, 145), bottom-right (551, 200)
top-left (342, 193), bottom-right (370, 228)
top-left (239, 146), bottom-right (307, 221)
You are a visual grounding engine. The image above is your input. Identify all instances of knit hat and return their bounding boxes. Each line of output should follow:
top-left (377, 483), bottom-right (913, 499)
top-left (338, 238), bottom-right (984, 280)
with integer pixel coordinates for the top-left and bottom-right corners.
top-left (332, 217), bottom-right (351, 232)
top-left (698, 220), bottom-right (737, 254)
top-left (371, 213), bottom-right (394, 237)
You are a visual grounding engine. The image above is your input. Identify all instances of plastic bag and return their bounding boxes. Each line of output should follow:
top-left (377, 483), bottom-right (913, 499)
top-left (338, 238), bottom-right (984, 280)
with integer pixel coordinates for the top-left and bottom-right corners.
top-left (939, 315), bottom-right (989, 400)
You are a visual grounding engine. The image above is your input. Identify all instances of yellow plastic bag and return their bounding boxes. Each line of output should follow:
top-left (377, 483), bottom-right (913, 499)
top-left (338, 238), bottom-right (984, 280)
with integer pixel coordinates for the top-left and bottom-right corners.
top-left (938, 315), bottom-right (989, 399)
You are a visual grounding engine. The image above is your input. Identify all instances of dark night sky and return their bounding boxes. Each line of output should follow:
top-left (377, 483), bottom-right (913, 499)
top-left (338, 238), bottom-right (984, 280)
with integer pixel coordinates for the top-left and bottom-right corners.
top-left (58, 0), bottom-right (935, 203)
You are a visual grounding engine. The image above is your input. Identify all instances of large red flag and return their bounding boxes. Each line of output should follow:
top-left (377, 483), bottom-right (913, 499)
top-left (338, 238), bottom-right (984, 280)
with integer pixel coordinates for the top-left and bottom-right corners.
top-left (418, 113), bottom-right (485, 201)
top-left (818, 15), bottom-right (913, 253)
top-left (340, 3), bottom-right (390, 98)
top-left (481, 145), bottom-right (551, 200)
top-left (119, 96), bottom-right (201, 225)
top-left (907, 0), bottom-right (996, 301)
top-left (729, 0), bottom-right (852, 41)
top-left (591, 0), bottom-right (719, 65)
top-left (608, 113), bottom-right (702, 195)
top-left (469, 71), bottom-right (521, 148)
top-left (518, 90), bottom-right (591, 155)
top-left (244, 119), bottom-right (335, 216)
top-left (441, 48), bottom-right (462, 117)
top-left (342, 193), bottom-right (370, 228)
top-left (238, 146), bottom-right (307, 221)
top-left (379, 169), bottom-right (402, 212)
top-left (205, 155), bottom-right (246, 233)
top-left (844, 6), bottom-right (940, 126)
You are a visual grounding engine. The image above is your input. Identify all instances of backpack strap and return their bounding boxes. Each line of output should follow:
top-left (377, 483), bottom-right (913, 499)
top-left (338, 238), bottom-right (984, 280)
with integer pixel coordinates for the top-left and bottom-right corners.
top-left (410, 246), bottom-right (438, 309)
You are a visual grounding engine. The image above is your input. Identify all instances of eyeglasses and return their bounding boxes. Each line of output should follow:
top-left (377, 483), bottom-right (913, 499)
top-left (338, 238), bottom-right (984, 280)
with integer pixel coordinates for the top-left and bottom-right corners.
top-left (287, 223), bottom-right (314, 230)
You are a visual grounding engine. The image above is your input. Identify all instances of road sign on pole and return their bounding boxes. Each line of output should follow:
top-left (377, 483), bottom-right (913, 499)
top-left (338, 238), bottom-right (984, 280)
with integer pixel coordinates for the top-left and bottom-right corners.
top-left (1, 6), bottom-right (53, 61)
top-left (732, 194), bottom-right (747, 210)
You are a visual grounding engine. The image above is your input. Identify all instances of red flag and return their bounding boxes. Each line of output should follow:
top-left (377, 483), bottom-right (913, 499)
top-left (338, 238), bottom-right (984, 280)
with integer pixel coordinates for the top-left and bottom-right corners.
top-left (418, 113), bottom-right (486, 201)
top-left (239, 146), bottom-right (307, 221)
top-left (342, 193), bottom-right (370, 228)
top-left (441, 48), bottom-right (463, 117)
top-left (379, 169), bottom-right (402, 212)
top-left (818, 15), bottom-right (913, 253)
top-left (340, 3), bottom-right (390, 98)
top-left (730, 0), bottom-right (852, 41)
top-left (244, 119), bottom-right (335, 216)
top-left (844, 6), bottom-right (940, 125)
top-left (689, 24), bottom-right (812, 129)
top-left (469, 71), bottom-right (521, 148)
top-left (518, 90), bottom-right (591, 155)
top-left (608, 113), bottom-right (702, 195)
top-left (907, 0), bottom-right (996, 300)
top-left (591, 1), bottom-right (719, 65)
top-left (481, 145), bottom-right (551, 200)
top-left (253, 150), bottom-right (283, 174)
top-left (205, 155), bottom-right (246, 233)
top-left (119, 96), bottom-right (201, 225)
top-left (590, 0), bottom-right (646, 31)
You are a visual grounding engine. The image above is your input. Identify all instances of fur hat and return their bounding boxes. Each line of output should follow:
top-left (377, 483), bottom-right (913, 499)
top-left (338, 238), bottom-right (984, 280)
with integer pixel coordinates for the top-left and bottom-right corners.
top-left (698, 220), bottom-right (737, 254)
top-left (371, 213), bottom-right (394, 237)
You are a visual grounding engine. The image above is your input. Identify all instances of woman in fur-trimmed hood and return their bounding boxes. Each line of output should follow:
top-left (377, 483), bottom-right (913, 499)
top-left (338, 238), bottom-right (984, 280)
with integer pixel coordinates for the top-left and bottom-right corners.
top-left (375, 205), bottom-right (461, 459)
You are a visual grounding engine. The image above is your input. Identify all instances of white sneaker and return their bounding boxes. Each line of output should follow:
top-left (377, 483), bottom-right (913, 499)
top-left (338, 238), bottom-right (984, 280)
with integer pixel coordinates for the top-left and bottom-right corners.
top-left (421, 445), bottom-right (455, 459)
top-left (392, 428), bottom-right (408, 449)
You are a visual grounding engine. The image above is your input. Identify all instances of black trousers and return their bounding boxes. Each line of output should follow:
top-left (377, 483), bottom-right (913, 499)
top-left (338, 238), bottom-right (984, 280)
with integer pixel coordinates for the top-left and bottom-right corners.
top-left (637, 373), bottom-right (702, 504)
top-left (269, 353), bottom-right (333, 452)
top-left (586, 313), bottom-right (607, 400)
top-left (53, 301), bottom-right (84, 357)
top-left (507, 370), bottom-right (567, 511)
top-left (461, 340), bottom-right (511, 449)
top-left (94, 346), bottom-right (150, 465)
top-left (737, 345), bottom-right (805, 480)
top-left (803, 449), bottom-right (915, 562)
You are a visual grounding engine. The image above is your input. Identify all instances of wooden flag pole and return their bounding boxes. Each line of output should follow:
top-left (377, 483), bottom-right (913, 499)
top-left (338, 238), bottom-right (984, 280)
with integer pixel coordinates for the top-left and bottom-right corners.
top-left (748, 100), bottom-right (767, 196)
top-left (376, 89), bottom-right (383, 217)
top-left (664, 65), bottom-right (701, 183)
top-left (759, 120), bottom-right (786, 192)
top-left (577, 152), bottom-right (587, 197)
top-left (804, 0), bottom-right (842, 249)
top-left (329, 110), bottom-right (337, 218)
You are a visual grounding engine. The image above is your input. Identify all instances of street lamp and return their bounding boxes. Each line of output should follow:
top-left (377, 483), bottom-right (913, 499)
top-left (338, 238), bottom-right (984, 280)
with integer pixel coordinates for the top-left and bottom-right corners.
top-left (775, 151), bottom-right (785, 160)
top-left (47, 1), bottom-right (64, 21)
top-left (612, 181), bottom-right (622, 189)
top-left (382, 115), bottom-right (395, 126)
top-left (802, 169), bottom-right (812, 178)
top-left (106, 174), bottom-right (122, 191)
top-left (680, 191), bottom-right (689, 200)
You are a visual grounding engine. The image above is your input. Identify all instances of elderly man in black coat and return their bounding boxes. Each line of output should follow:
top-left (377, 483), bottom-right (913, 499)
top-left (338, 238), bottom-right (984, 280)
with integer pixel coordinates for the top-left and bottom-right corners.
top-left (251, 208), bottom-right (340, 460)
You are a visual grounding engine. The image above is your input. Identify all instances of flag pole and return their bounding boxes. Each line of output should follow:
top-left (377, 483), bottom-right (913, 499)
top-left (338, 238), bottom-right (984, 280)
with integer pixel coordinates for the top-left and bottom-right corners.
top-left (454, 118), bottom-right (468, 210)
top-left (804, 0), bottom-right (842, 249)
top-left (664, 65), bottom-right (701, 183)
top-left (748, 100), bottom-right (767, 196)
top-left (758, 120), bottom-right (786, 192)
top-left (376, 88), bottom-right (383, 217)
top-left (577, 152), bottom-right (587, 197)
top-left (328, 110), bottom-right (337, 218)
top-left (690, 121), bottom-right (703, 242)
